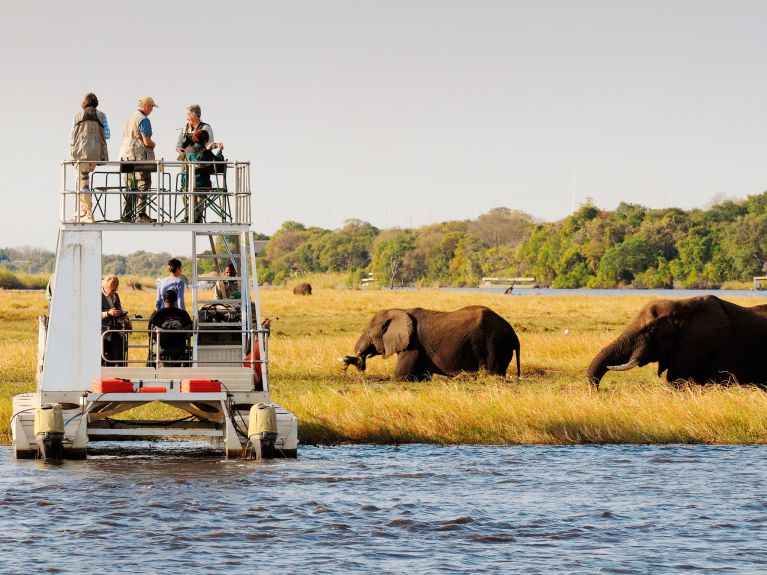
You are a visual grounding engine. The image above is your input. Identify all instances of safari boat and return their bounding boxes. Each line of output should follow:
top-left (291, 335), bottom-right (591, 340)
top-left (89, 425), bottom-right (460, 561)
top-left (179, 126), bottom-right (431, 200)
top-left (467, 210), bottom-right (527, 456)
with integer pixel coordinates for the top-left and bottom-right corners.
top-left (11, 159), bottom-right (298, 459)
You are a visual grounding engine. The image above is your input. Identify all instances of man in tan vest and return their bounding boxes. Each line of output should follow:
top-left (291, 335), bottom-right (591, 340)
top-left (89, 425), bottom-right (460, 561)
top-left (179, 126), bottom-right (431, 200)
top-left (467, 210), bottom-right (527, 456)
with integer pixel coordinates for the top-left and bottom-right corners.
top-left (119, 96), bottom-right (158, 223)
top-left (71, 92), bottom-right (109, 223)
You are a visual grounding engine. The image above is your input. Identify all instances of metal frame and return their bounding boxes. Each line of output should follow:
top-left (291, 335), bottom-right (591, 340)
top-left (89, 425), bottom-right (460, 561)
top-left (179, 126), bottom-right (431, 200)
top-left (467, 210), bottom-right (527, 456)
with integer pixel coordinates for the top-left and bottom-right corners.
top-left (63, 160), bottom-right (251, 226)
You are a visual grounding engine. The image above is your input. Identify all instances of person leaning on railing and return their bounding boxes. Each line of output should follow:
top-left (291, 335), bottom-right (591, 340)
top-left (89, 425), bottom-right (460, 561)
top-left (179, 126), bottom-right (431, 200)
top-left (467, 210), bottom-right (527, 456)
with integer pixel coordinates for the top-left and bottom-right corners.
top-left (71, 92), bottom-right (109, 223)
top-left (119, 96), bottom-right (158, 223)
top-left (176, 104), bottom-right (213, 158)
top-left (183, 129), bottom-right (224, 223)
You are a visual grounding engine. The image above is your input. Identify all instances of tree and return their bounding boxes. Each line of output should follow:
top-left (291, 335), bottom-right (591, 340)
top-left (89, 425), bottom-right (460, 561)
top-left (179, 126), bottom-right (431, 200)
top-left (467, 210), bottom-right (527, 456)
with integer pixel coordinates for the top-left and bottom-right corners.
top-left (317, 219), bottom-right (378, 272)
top-left (593, 237), bottom-right (662, 286)
top-left (371, 230), bottom-right (415, 287)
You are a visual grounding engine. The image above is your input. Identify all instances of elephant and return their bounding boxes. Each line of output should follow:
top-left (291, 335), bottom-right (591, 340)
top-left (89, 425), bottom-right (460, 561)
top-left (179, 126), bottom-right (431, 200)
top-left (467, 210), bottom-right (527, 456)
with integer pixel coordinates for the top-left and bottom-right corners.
top-left (293, 282), bottom-right (312, 295)
top-left (342, 305), bottom-right (520, 381)
top-left (587, 295), bottom-right (767, 388)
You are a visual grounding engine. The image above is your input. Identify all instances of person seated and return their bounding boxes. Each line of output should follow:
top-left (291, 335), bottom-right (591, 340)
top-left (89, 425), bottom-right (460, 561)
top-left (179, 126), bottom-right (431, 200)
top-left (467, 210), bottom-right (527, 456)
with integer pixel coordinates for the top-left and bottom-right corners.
top-left (184, 130), bottom-right (224, 222)
top-left (215, 263), bottom-right (240, 300)
top-left (101, 275), bottom-right (131, 366)
top-left (147, 289), bottom-right (193, 367)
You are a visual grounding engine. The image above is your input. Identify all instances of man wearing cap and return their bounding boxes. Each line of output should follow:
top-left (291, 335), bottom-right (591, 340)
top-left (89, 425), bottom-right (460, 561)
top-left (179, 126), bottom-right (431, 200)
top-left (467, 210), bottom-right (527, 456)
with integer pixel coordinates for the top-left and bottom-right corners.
top-left (119, 96), bottom-right (158, 223)
top-left (176, 104), bottom-right (213, 157)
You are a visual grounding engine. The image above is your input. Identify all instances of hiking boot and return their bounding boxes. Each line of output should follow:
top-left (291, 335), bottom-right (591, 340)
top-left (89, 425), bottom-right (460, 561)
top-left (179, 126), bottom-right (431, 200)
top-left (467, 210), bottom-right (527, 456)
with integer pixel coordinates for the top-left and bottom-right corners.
top-left (136, 213), bottom-right (156, 223)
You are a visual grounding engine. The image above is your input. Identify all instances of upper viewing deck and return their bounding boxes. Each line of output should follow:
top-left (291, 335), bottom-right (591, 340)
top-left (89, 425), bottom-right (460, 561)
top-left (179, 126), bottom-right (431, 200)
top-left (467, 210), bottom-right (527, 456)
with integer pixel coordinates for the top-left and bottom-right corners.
top-left (61, 160), bottom-right (252, 230)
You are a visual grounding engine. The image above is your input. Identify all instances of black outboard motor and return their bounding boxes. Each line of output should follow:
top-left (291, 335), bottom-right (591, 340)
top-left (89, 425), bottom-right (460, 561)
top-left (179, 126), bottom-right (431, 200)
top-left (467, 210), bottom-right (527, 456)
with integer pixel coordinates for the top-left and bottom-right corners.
top-left (34, 403), bottom-right (65, 460)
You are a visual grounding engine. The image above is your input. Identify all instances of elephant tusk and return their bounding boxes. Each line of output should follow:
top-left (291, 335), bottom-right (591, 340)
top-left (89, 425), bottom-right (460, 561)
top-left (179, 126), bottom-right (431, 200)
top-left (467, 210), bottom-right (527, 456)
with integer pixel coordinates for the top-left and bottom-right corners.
top-left (606, 359), bottom-right (639, 371)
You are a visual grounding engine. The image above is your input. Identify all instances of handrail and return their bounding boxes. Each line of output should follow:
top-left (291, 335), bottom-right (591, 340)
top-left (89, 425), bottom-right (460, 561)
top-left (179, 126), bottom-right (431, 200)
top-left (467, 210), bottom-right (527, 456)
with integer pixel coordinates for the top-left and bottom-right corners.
top-left (61, 159), bottom-right (251, 226)
top-left (100, 327), bottom-right (269, 367)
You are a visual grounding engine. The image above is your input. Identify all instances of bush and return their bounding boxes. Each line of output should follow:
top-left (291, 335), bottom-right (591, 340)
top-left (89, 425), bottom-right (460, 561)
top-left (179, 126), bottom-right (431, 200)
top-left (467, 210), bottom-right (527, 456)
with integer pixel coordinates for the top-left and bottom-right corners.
top-left (0, 270), bottom-right (49, 290)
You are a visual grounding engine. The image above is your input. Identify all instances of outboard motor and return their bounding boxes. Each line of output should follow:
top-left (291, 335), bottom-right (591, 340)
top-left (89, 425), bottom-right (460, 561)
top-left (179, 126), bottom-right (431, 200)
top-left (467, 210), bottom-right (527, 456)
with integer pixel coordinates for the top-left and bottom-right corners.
top-left (34, 403), bottom-right (65, 460)
top-left (246, 403), bottom-right (278, 459)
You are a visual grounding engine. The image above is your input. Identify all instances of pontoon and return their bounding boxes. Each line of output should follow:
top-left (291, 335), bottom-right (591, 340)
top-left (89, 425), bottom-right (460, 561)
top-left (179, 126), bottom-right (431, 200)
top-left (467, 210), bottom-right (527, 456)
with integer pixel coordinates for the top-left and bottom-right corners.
top-left (11, 159), bottom-right (298, 459)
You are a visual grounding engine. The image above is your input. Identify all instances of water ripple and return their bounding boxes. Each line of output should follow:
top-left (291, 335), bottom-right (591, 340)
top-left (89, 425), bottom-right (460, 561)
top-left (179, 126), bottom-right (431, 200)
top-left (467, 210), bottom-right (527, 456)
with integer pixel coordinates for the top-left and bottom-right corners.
top-left (1, 444), bottom-right (767, 572)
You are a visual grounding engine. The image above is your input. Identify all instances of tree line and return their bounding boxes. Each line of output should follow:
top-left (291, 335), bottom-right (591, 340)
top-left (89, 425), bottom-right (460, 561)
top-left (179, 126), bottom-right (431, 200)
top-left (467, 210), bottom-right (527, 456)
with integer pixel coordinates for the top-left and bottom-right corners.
top-left (259, 192), bottom-right (767, 288)
top-left (4, 191), bottom-right (767, 288)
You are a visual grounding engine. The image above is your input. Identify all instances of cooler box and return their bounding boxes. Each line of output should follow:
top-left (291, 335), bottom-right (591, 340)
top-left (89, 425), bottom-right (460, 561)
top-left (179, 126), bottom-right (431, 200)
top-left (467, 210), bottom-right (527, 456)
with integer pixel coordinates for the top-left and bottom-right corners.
top-left (92, 379), bottom-right (134, 393)
top-left (181, 379), bottom-right (222, 393)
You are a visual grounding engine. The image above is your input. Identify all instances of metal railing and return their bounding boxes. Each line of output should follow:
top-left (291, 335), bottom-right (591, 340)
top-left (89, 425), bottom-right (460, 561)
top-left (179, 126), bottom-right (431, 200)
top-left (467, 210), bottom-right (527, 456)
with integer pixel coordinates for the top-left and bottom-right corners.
top-left (61, 160), bottom-right (251, 225)
top-left (100, 327), bottom-right (269, 369)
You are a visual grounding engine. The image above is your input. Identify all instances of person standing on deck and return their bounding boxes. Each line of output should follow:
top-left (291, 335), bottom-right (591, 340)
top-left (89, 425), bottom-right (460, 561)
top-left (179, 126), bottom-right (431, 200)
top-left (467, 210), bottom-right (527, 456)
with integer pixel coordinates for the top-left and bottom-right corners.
top-left (156, 258), bottom-right (186, 311)
top-left (176, 104), bottom-right (213, 157)
top-left (119, 96), bottom-right (158, 223)
top-left (71, 92), bottom-right (109, 223)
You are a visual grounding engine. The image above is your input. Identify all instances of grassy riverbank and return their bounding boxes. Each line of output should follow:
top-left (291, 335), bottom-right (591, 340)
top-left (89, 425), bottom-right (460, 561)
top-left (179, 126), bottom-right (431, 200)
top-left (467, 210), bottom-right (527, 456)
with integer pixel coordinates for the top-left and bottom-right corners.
top-left (2, 287), bottom-right (767, 445)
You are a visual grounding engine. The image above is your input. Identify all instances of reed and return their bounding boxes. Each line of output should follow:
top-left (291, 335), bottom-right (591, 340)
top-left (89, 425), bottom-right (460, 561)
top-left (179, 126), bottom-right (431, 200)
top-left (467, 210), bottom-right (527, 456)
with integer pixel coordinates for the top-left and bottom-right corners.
top-left (2, 286), bottom-right (767, 445)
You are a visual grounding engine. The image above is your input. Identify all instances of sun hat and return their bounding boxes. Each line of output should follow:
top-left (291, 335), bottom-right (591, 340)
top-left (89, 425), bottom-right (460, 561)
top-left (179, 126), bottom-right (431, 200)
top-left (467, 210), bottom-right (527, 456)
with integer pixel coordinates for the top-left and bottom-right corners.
top-left (139, 96), bottom-right (158, 108)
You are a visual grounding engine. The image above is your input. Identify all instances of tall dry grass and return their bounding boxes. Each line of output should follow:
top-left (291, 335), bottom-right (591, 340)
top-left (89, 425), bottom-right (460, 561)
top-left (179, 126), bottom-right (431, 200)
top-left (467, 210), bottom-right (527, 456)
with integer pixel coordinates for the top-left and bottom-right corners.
top-left (2, 286), bottom-right (767, 444)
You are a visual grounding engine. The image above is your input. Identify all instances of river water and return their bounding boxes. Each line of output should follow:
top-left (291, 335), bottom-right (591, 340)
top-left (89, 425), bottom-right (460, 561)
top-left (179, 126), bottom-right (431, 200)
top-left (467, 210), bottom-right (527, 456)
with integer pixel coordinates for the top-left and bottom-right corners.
top-left (1, 444), bottom-right (766, 574)
top-left (464, 287), bottom-right (767, 298)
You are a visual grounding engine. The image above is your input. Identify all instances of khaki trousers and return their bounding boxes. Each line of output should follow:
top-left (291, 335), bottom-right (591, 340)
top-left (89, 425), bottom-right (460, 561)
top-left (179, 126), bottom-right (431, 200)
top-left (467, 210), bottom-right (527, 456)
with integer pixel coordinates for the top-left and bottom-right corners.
top-left (78, 162), bottom-right (96, 215)
top-left (122, 171), bottom-right (152, 221)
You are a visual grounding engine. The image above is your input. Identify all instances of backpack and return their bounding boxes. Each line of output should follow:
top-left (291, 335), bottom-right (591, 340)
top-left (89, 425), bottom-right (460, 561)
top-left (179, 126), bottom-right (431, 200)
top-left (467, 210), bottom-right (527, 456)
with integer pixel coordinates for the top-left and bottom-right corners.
top-left (71, 107), bottom-right (108, 162)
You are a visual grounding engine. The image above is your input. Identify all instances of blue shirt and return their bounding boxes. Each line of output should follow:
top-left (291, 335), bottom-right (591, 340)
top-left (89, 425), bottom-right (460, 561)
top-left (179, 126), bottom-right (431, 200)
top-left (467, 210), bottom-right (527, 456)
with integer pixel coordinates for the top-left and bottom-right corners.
top-left (138, 117), bottom-right (152, 137)
top-left (156, 276), bottom-right (186, 310)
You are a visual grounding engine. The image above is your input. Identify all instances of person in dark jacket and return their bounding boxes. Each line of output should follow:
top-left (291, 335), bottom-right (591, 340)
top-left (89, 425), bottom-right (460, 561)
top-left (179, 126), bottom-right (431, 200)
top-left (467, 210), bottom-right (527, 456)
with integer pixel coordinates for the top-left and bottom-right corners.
top-left (184, 129), bottom-right (224, 222)
top-left (148, 289), bottom-right (193, 367)
top-left (101, 275), bottom-right (130, 366)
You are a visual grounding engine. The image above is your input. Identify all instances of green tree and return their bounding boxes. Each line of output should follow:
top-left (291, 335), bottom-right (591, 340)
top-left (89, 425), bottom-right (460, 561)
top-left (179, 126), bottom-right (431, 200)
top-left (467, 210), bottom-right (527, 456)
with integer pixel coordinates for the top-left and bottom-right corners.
top-left (371, 230), bottom-right (415, 287)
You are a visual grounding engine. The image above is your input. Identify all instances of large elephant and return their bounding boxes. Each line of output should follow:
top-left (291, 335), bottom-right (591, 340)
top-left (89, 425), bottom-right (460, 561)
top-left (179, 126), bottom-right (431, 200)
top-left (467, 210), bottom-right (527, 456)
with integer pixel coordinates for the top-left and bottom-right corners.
top-left (342, 305), bottom-right (520, 380)
top-left (587, 295), bottom-right (767, 387)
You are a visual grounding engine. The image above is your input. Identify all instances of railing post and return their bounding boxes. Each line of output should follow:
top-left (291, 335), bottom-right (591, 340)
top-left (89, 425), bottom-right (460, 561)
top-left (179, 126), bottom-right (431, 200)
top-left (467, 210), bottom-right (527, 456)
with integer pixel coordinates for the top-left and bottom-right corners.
top-left (234, 162), bottom-right (240, 224)
top-left (60, 162), bottom-right (67, 223)
top-left (188, 164), bottom-right (196, 224)
top-left (157, 158), bottom-right (164, 222)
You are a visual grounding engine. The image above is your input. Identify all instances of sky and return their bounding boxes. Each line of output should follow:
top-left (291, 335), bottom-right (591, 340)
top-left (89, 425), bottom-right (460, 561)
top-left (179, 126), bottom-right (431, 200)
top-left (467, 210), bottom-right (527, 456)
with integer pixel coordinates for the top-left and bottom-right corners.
top-left (2, 0), bottom-right (767, 254)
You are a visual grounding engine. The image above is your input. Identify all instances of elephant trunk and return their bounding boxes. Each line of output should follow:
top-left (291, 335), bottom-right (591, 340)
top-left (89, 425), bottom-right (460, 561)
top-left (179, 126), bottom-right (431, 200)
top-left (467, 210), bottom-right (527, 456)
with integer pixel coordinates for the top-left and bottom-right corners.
top-left (587, 334), bottom-right (641, 387)
top-left (341, 335), bottom-right (378, 372)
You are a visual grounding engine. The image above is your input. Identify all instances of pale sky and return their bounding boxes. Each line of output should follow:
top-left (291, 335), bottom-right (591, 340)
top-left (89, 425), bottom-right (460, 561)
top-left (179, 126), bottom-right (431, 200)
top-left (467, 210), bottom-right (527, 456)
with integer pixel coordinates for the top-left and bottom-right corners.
top-left (2, 0), bottom-right (766, 254)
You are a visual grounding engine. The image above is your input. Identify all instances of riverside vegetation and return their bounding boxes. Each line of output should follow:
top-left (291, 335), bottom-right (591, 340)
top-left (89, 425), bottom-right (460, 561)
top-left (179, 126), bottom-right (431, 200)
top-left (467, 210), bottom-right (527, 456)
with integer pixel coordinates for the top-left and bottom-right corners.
top-left (7, 191), bottom-right (767, 292)
top-left (3, 286), bottom-right (767, 445)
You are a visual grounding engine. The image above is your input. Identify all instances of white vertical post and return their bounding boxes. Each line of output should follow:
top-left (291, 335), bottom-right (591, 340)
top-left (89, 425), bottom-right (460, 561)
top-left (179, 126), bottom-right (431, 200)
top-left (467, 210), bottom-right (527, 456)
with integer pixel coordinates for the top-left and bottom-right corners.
top-left (192, 231), bottom-right (198, 363)
top-left (41, 230), bottom-right (102, 392)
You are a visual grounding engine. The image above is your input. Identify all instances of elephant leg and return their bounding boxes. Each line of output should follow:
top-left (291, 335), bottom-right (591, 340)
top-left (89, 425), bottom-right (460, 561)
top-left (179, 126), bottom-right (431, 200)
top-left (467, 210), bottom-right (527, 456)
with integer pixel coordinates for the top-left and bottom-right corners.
top-left (394, 350), bottom-right (424, 380)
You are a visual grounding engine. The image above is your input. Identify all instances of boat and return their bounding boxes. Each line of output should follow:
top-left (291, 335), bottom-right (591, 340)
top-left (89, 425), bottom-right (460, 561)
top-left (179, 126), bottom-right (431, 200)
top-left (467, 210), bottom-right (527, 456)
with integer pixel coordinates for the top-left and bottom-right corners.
top-left (11, 159), bottom-right (298, 459)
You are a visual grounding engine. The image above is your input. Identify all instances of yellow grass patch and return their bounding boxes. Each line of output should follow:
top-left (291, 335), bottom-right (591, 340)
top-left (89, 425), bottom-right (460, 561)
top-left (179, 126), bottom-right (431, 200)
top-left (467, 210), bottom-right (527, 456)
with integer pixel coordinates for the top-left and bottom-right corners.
top-left (2, 287), bottom-right (767, 445)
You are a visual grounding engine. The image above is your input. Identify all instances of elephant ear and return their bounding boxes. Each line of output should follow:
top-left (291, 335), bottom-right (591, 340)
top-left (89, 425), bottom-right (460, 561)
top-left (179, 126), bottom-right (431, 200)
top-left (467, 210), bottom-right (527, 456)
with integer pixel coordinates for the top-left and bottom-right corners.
top-left (670, 296), bottom-right (730, 379)
top-left (379, 310), bottom-right (413, 359)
